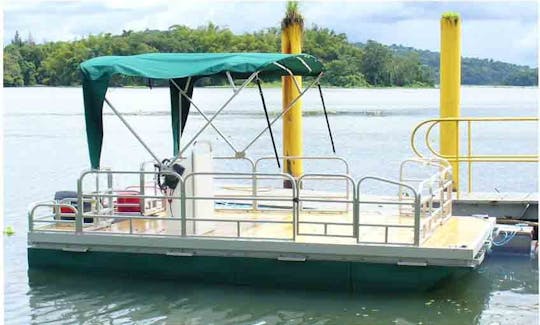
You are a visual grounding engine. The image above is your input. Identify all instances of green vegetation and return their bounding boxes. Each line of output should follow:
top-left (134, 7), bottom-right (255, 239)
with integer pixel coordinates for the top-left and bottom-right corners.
top-left (388, 44), bottom-right (538, 86)
top-left (441, 11), bottom-right (460, 23)
top-left (4, 25), bottom-right (537, 88)
top-left (282, 1), bottom-right (304, 29)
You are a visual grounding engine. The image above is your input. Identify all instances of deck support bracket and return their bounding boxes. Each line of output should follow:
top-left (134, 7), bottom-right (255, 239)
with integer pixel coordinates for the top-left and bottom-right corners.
top-left (62, 246), bottom-right (88, 253)
top-left (277, 255), bottom-right (306, 262)
top-left (397, 260), bottom-right (427, 267)
top-left (166, 251), bottom-right (194, 257)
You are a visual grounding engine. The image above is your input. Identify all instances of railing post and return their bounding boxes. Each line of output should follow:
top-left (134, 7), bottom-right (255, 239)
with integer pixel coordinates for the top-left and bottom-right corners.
top-left (252, 163), bottom-right (258, 211)
top-left (413, 193), bottom-right (421, 246)
top-left (139, 164), bottom-right (146, 214)
top-left (28, 210), bottom-right (34, 232)
top-left (292, 176), bottom-right (297, 241)
top-left (94, 172), bottom-right (100, 217)
top-left (54, 202), bottom-right (61, 220)
top-left (107, 170), bottom-right (113, 215)
top-left (180, 177), bottom-right (187, 237)
top-left (440, 173), bottom-right (445, 216)
top-left (76, 176), bottom-right (84, 233)
top-left (353, 181), bottom-right (359, 242)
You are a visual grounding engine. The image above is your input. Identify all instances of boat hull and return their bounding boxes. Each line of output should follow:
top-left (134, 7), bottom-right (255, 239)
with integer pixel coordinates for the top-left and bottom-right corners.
top-left (28, 248), bottom-right (471, 291)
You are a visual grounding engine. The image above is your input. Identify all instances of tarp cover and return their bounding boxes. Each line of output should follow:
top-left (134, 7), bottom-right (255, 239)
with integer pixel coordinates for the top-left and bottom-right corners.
top-left (80, 53), bottom-right (323, 169)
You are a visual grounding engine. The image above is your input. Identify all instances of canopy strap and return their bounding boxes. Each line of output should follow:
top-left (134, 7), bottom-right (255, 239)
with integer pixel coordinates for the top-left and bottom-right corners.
top-left (256, 77), bottom-right (280, 169)
top-left (317, 83), bottom-right (336, 154)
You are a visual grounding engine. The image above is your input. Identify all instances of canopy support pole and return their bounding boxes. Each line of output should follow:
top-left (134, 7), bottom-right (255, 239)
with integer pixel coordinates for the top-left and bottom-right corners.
top-left (104, 97), bottom-right (161, 164)
top-left (317, 83), bottom-right (336, 154)
top-left (170, 78), bottom-right (239, 155)
top-left (175, 71), bottom-right (259, 159)
top-left (256, 77), bottom-right (280, 168)
top-left (273, 62), bottom-right (302, 93)
top-left (225, 71), bottom-right (237, 92)
top-left (241, 72), bottom-right (323, 153)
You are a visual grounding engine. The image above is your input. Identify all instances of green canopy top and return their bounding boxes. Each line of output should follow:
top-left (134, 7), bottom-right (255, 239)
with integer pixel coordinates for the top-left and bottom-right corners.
top-left (80, 52), bottom-right (323, 81)
top-left (80, 53), bottom-right (324, 169)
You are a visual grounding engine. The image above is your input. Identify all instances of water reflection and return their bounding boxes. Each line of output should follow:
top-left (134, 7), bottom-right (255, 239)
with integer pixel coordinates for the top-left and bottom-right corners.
top-left (26, 256), bottom-right (537, 324)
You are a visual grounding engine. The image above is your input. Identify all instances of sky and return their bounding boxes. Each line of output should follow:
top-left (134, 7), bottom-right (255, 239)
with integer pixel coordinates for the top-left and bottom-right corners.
top-left (3, 0), bottom-right (538, 67)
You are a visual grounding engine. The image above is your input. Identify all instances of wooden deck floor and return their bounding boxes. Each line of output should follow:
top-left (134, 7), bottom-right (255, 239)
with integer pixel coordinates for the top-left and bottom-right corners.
top-left (38, 209), bottom-right (492, 250)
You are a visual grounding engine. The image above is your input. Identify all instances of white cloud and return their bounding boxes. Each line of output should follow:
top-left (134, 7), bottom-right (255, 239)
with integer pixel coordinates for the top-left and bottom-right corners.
top-left (3, 0), bottom-right (538, 66)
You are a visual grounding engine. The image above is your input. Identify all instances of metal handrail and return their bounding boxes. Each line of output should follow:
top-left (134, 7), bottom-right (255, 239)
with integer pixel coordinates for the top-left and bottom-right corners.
top-left (357, 176), bottom-right (421, 245)
top-left (78, 169), bottom-right (184, 233)
top-left (28, 201), bottom-right (80, 232)
top-left (411, 117), bottom-right (539, 195)
top-left (398, 158), bottom-right (453, 229)
top-left (255, 156), bottom-right (350, 173)
top-left (255, 156), bottom-right (351, 208)
top-left (296, 173), bottom-right (356, 238)
top-left (184, 172), bottom-right (298, 240)
top-left (297, 172), bottom-right (355, 208)
top-left (30, 158), bottom-right (455, 247)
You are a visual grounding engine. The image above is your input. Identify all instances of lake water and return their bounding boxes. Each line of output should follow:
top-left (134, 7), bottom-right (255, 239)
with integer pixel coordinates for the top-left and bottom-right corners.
top-left (3, 86), bottom-right (538, 324)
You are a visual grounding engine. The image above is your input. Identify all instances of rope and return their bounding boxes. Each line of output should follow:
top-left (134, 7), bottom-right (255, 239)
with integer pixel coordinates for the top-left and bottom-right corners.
top-left (491, 223), bottom-right (527, 246)
top-left (492, 229), bottom-right (517, 246)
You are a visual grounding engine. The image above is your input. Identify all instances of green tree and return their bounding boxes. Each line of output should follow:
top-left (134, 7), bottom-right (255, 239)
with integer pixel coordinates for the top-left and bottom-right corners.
top-left (18, 43), bottom-right (43, 85)
top-left (360, 40), bottom-right (393, 86)
top-left (12, 31), bottom-right (23, 47)
top-left (323, 56), bottom-right (368, 87)
top-left (391, 52), bottom-right (432, 86)
top-left (4, 24), bottom-right (529, 88)
top-left (40, 42), bottom-right (90, 85)
top-left (3, 48), bottom-right (24, 86)
top-left (503, 69), bottom-right (538, 86)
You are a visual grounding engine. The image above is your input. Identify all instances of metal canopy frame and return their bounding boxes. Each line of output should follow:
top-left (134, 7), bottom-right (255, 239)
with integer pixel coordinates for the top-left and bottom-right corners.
top-left (102, 66), bottom-right (332, 168)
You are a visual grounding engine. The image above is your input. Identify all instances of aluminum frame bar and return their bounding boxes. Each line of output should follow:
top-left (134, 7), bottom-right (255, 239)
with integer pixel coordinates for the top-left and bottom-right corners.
top-left (273, 62), bottom-right (302, 93)
top-left (104, 97), bottom-right (161, 164)
top-left (295, 57), bottom-right (312, 72)
top-left (170, 78), bottom-right (238, 154)
top-left (225, 71), bottom-right (237, 91)
top-left (175, 71), bottom-right (259, 158)
top-left (241, 72), bottom-right (323, 153)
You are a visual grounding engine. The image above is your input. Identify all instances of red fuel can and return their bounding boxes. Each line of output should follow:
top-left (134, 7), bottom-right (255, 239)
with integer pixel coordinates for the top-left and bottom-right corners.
top-left (116, 191), bottom-right (141, 213)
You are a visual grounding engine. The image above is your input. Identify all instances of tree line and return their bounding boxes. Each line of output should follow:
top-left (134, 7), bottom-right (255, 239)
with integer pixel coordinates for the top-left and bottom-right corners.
top-left (3, 24), bottom-right (537, 88)
top-left (389, 44), bottom-right (538, 86)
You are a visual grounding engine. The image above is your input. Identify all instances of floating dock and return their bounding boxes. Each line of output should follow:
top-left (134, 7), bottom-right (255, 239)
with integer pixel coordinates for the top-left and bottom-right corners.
top-left (26, 52), bottom-right (535, 292)
top-left (453, 192), bottom-right (538, 222)
top-left (28, 158), bottom-right (495, 291)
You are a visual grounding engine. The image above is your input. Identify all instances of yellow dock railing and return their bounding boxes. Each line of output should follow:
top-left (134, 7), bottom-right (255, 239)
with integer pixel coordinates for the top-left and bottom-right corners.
top-left (411, 117), bottom-right (539, 197)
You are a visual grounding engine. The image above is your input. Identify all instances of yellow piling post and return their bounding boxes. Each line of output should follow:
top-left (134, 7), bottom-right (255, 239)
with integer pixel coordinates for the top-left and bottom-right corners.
top-left (281, 1), bottom-right (303, 187)
top-left (440, 12), bottom-right (461, 192)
